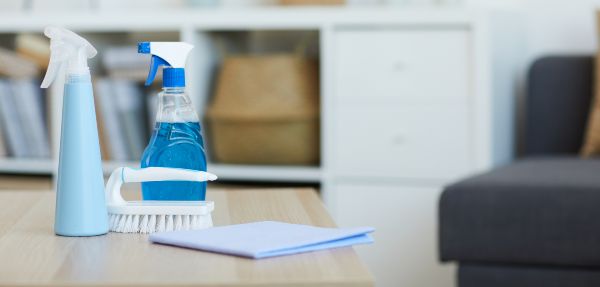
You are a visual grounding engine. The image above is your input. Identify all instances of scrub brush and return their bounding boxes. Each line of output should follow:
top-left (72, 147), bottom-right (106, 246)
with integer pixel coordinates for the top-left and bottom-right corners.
top-left (105, 167), bottom-right (217, 233)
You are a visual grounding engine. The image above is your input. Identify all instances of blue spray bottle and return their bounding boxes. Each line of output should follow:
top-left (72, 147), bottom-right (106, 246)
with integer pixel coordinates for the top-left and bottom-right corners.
top-left (139, 42), bottom-right (208, 201)
top-left (40, 27), bottom-right (108, 236)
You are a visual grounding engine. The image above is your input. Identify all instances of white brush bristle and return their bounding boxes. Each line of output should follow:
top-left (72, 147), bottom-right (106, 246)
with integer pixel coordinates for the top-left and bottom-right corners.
top-left (108, 213), bottom-right (208, 233)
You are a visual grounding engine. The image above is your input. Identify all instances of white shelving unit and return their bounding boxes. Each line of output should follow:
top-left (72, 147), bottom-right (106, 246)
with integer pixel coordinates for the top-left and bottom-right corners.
top-left (0, 6), bottom-right (523, 287)
top-left (0, 7), bottom-right (474, 183)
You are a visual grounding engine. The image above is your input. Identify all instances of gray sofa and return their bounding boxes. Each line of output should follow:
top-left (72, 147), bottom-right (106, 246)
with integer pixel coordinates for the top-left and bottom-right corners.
top-left (439, 56), bottom-right (600, 287)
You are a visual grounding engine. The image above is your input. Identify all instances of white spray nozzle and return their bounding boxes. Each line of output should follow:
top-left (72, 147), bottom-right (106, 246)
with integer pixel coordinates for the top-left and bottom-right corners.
top-left (40, 26), bottom-right (97, 88)
top-left (138, 42), bottom-right (193, 86)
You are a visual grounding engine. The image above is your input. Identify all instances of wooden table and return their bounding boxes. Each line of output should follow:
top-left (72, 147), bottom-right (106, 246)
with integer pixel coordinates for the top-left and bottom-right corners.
top-left (0, 188), bottom-right (373, 287)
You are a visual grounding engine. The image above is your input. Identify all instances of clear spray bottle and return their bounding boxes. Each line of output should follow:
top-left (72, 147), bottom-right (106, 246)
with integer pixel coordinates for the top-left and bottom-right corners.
top-left (138, 42), bottom-right (207, 201)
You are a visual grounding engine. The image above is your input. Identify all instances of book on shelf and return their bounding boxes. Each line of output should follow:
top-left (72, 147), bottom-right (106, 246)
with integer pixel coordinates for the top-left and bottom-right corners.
top-left (0, 78), bottom-right (50, 159)
top-left (102, 46), bottom-right (150, 70)
top-left (113, 79), bottom-right (148, 160)
top-left (0, 84), bottom-right (7, 158)
top-left (95, 77), bottom-right (152, 162)
top-left (10, 79), bottom-right (51, 158)
top-left (0, 47), bottom-right (40, 78)
top-left (0, 122), bottom-right (5, 157)
top-left (0, 43), bottom-right (162, 164)
top-left (94, 88), bottom-right (112, 161)
top-left (15, 34), bottom-right (50, 70)
top-left (102, 46), bottom-right (164, 84)
top-left (0, 79), bottom-right (28, 158)
top-left (102, 46), bottom-right (156, 82)
top-left (95, 78), bottom-right (130, 161)
top-left (94, 45), bottom-right (159, 162)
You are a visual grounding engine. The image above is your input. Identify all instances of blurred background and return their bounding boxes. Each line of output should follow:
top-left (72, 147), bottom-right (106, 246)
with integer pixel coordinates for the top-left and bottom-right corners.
top-left (0, 0), bottom-right (598, 286)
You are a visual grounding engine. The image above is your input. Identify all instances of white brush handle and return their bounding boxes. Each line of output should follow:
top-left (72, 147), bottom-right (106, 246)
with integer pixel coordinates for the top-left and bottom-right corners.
top-left (123, 167), bottom-right (218, 183)
top-left (106, 167), bottom-right (218, 206)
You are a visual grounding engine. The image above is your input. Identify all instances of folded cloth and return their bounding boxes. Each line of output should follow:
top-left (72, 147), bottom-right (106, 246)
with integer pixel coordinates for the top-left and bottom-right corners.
top-left (149, 221), bottom-right (374, 259)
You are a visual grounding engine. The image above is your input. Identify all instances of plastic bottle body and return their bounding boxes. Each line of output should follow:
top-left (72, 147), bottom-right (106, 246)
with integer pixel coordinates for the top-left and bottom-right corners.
top-left (141, 87), bottom-right (207, 200)
top-left (55, 74), bottom-right (109, 236)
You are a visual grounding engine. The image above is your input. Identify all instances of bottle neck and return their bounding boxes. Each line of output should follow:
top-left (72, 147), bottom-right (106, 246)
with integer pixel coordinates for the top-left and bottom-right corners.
top-left (66, 72), bottom-right (91, 84)
top-left (156, 86), bottom-right (198, 123)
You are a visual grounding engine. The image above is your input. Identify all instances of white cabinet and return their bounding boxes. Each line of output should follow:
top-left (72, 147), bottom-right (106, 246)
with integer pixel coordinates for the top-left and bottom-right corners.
top-left (324, 14), bottom-right (521, 286)
top-left (331, 183), bottom-right (455, 287)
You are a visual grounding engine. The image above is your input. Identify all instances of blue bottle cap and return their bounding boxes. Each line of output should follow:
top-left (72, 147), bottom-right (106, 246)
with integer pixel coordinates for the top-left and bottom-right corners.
top-left (163, 68), bottom-right (185, 88)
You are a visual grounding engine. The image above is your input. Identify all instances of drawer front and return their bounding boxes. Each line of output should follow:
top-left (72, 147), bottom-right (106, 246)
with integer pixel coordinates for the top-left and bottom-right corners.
top-left (329, 183), bottom-right (454, 287)
top-left (333, 103), bottom-right (471, 180)
top-left (334, 29), bottom-right (470, 103)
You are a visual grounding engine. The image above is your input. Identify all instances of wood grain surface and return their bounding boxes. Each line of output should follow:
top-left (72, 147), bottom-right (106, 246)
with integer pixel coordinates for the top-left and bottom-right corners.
top-left (0, 188), bottom-right (373, 287)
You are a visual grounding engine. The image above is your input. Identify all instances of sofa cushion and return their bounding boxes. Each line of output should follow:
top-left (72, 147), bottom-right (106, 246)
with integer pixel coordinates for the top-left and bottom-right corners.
top-left (440, 157), bottom-right (600, 267)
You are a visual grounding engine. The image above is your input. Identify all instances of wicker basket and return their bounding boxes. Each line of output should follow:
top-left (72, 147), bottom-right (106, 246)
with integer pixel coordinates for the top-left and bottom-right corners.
top-left (206, 54), bottom-right (320, 165)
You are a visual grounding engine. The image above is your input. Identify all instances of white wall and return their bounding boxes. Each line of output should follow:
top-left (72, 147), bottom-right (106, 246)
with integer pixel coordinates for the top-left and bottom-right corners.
top-left (506, 0), bottom-right (599, 63)
top-left (528, 1), bottom-right (599, 65)
top-left (484, 0), bottom-right (599, 152)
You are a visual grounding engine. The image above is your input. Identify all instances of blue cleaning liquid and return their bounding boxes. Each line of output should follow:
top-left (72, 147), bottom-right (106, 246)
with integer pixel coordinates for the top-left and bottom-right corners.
top-left (141, 122), bottom-right (207, 200)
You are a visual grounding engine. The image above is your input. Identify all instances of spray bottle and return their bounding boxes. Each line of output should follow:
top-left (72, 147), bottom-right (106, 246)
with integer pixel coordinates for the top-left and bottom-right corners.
top-left (40, 27), bottom-right (108, 236)
top-left (139, 42), bottom-right (208, 201)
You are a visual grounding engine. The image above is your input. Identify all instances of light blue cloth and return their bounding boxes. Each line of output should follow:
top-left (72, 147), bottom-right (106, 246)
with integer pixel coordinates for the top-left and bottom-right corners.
top-left (149, 221), bottom-right (375, 259)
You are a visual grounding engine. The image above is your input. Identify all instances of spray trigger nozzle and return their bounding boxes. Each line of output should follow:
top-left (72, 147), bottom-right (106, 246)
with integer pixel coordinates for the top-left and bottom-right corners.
top-left (40, 26), bottom-right (96, 88)
top-left (138, 42), bottom-right (193, 87)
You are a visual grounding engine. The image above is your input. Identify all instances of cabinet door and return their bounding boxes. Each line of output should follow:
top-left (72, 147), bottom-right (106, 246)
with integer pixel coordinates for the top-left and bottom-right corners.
top-left (330, 183), bottom-right (455, 287)
top-left (334, 29), bottom-right (470, 104)
top-left (333, 103), bottom-right (470, 180)
top-left (331, 29), bottom-right (472, 180)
